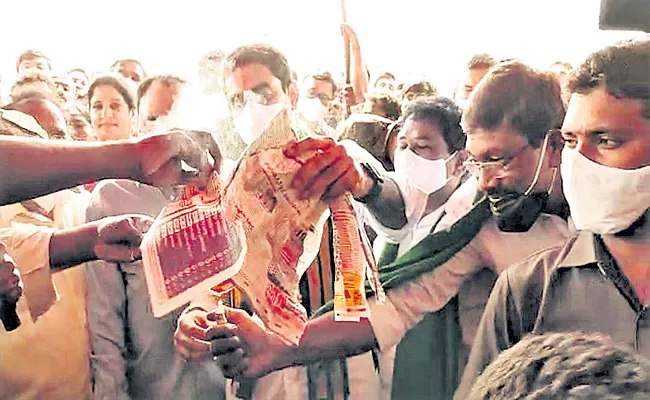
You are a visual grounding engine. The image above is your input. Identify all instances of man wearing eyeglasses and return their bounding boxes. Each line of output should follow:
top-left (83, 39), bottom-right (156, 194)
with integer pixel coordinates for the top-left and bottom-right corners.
top-left (294, 72), bottom-right (338, 138)
top-left (456, 39), bottom-right (650, 400)
top-left (195, 60), bottom-right (574, 399)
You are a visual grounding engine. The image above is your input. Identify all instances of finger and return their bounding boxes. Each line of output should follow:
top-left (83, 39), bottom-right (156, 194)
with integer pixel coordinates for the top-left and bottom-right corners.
top-left (173, 132), bottom-right (215, 186)
top-left (284, 137), bottom-right (335, 159)
top-left (293, 147), bottom-right (349, 198)
top-left (305, 159), bottom-right (354, 201)
top-left (94, 244), bottom-right (141, 263)
top-left (5, 285), bottom-right (23, 303)
top-left (98, 217), bottom-right (142, 245)
top-left (217, 348), bottom-right (247, 378)
top-left (0, 268), bottom-right (20, 293)
top-left (291, 148), bottom-right (340, 193)
top-left (181, 335), bottom-right (212, 354)
top-left (188, 130), bottom-right (222, 176)
top-left (210, 336), bottom-right (243, 357)
top-left (323, 166), bottom-right (359, 200)
top-left (179, 316), bottom-right (210, 341)
top-left (206, 322), bottom-right (239, 341)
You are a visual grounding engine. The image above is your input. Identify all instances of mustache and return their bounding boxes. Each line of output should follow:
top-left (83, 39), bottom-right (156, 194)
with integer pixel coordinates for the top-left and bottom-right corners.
top-left (486, 189), bottom-right (522, 199)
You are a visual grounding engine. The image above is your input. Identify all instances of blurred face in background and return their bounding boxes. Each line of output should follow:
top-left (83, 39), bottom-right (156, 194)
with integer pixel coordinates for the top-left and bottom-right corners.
top-left (68, 70), bottom-right (89, 99)
top-left (112, 60), bottom-right (145, 86)
top-left (138, 79), bottom-right (184, 134)
top-left (17, 56), bottom-right (51, 74)
top-left (374, 77), bottom-right (396, 95)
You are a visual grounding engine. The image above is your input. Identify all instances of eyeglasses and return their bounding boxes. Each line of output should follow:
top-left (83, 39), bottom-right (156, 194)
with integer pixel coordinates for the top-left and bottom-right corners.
top-left (228, 89), bottom-right (281, 110)
top-left (463, 144), bottom-right (531, 178)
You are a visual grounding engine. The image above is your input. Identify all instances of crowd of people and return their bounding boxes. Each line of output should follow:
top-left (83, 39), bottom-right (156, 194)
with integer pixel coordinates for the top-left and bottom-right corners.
top-left (0, 20), bottom-right (649, 400)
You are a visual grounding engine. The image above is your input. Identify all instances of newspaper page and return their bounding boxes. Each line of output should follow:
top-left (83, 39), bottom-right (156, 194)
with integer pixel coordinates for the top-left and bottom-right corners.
top-left (141, 171), bottom-right (246, 318)
top-left (221, 110), bottom-right (379, 344)
top-left (221, 110), bottom-right (331, 344)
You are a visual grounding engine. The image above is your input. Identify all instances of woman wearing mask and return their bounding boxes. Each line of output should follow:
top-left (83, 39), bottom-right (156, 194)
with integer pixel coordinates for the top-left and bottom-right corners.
top-left (88, 74), bottom-right (135, 141)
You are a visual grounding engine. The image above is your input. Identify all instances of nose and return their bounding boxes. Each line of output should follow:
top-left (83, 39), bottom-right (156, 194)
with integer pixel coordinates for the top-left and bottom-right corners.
top-left (477, 168), bottom-right (500, 192)
top-left (574, 140), bottom-right (599, 163)
top-left (99, 106), bottom-right (112, 119)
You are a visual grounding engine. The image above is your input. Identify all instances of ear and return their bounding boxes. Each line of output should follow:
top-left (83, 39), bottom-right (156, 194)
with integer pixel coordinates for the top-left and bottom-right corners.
top-left (288, 81), bottom-right (299, 110)
top-left (547, 129), bottom-right (563, 168)
top-left (450, 149), bottom-right (468, 177)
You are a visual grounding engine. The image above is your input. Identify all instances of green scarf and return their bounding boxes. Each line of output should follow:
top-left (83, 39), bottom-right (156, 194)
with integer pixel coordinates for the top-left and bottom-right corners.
top-left (310, 196), bottom-right (491, 400)
top-left (313, 196), bottom-right (491, 317)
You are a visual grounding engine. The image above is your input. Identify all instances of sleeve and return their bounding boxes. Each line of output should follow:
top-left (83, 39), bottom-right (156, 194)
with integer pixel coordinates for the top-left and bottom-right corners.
top-left (85, 186), bottom-right (130, 400)
top-left (367, 235), bottom-right (485, 351)
top-left (453, 271), bottom-right (521, 399)
top-left (0, 223), bottom-right (57, 320)
top-left (86, 259), bottom-right (130, 400)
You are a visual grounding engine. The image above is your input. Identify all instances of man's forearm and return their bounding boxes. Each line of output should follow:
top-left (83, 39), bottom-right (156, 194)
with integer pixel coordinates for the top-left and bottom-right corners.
top-left (49, 221), bottom-right (100, 270)
top-left (365, 177), bottom-right (407, 230)
top-left (277, 313), bottom-right (378, 370)
top-left (0, 137), bottom-right (139, 205)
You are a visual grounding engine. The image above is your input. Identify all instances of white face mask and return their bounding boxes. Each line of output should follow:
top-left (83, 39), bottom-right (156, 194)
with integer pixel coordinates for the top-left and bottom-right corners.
top-left (393, 147), bottom-right (455, 194)
top-left (233, 100), bottom-right (285, 145)
top-left (297, 96), bottom-right (328, 122)
top-left (561, 146), bottom-right (650, 234)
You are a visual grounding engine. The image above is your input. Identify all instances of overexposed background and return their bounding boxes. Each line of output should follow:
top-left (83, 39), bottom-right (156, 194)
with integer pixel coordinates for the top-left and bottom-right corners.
top-left (1, 0), bottom-right (647, 97)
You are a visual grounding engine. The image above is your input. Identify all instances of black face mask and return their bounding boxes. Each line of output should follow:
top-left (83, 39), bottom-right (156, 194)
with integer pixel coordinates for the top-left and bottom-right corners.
top-left (488, 191), bottom-right (549, 233)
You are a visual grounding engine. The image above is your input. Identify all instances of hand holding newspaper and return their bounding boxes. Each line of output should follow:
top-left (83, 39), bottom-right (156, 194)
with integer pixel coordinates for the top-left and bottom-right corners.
top-left (142, 114), bottom-right (382, 344)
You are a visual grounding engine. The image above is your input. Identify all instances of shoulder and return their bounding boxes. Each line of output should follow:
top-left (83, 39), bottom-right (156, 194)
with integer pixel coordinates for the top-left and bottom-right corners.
top-left (504, 231), bottom-right (588, 299)
top-left (87, 179), bottom-right (163, 221)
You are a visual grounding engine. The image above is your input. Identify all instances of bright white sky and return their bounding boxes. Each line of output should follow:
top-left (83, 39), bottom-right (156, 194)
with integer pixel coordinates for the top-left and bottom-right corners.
top-left (1, 0), bottom-right (647, 96)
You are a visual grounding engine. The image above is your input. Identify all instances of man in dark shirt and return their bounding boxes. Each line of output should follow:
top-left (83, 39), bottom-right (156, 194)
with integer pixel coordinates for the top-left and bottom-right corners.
top-left (456, 39), bottom-right (650, 399)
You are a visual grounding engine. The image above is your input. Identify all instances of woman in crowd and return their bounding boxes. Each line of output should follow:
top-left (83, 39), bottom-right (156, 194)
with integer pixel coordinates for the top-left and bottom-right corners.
top-left (87, 74), bottom-right (135, 141)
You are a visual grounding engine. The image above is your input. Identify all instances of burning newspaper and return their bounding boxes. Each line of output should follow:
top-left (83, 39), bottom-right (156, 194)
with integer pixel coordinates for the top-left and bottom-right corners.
top-left (141, 172), bottom-right (246, 318)
top-left (142, 113), bottom-right (381, 344)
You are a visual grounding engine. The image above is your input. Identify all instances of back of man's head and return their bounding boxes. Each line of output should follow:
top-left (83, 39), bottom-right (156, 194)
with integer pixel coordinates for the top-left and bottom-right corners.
top-left (4, 91), bottom-right (68, 139)
top-left (567, 39), bottom-right (650, 118)
top-left (467, 54), bottom-right (496, 71)
top-left (224, 44), bottom-right (291, 92)
top-left (469, 332), bottom-right (650, 399)
top-left (137, 74), bottom-right (186, 112)
top-left (462, 60), bottom-right (565, 148)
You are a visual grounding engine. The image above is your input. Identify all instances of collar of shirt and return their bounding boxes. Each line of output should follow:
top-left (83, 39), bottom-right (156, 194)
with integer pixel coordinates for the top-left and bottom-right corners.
top-left (557, 230), bottom-right (597, 269)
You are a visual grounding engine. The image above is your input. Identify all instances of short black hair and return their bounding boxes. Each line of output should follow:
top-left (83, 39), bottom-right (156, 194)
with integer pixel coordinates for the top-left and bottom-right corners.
top-left (110, 59), bottom-right (146, 77)
top-left (402, 97), bottom-right (465, 153)
top-left (401, 81), bottom-right (438, 100)
top-left (303, 72), bottom-right (337, 96)
top-left (374, 72), bottom-right (396, 87)
top-left (88, 74), bottom-right (136, 112)
top-left (467, 53), bottom-right (496, 70)
top-left (469, 332), bottom-right (650, 399)
top-left (567, 39), bottom-right (650, 118)
top-left (67, 68), bottom-right (88, 78)
top-left (225, 44), bottom-right (291, 92)
top-left (463, 60), bottom-right (564, 148)
top-left (136, 74), bottom-right (186, 111)
top-left (365, 92), bottom-right (401, 121)
top-left (549, 61), bottom-right (573, 71)
top-left (16, 49), bottom-right (51, 71)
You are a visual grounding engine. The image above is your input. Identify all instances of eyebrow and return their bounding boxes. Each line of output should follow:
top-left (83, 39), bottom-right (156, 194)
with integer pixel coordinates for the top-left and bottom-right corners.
top-left (251, 83), bottom-right (272, 93)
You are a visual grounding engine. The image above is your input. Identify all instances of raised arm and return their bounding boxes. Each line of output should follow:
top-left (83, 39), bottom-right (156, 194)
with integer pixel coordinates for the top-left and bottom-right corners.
top-left (0, 130), bottom-right (219, 205)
